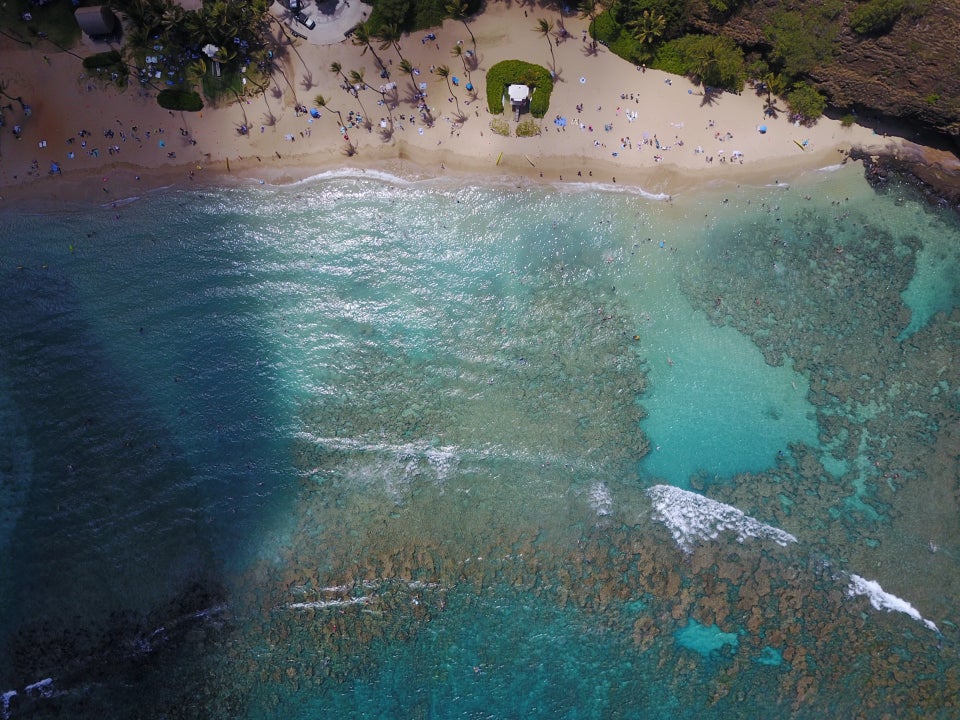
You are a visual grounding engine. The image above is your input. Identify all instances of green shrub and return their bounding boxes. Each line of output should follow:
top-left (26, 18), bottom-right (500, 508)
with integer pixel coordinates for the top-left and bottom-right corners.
top-left (157, 89), bottom-right (204, 112)
top-left (594, 7), bottom-right (662, 65)
top-left (850, 0), bottom-right (905, 35)
top-left (623, 0), bottom-right (686, 41)
top-left (765, 5), bottom-right (842, 79)
top-left (490, 117), bottom-right (510, 136)
top-left (652, 35), bottom-right (745, 92)
top-left (80, 49), bottom-right (128, 89)
top-left (786, 82), bottom-right (826, 121)
top-left (486, 60), bottom-right (553, 118)
top-left (591, 10), bottom-right (619, 45)
top-left (840, 113), bottom-right (856, 127)
top-left (515, 119), bottom-right (540, 137)
top-left (706, 0), bottom-right (745, 13)
top-left (652, 41), bottom-right (687, 76)
top-left (83, 50), bottom-right (123, 69)
top-left (610, 32), bottom-right (645, 65)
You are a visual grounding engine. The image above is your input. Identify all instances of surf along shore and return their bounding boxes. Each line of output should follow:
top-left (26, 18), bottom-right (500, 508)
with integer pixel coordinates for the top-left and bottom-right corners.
top-left (0, 1), bottom-right (917, 207)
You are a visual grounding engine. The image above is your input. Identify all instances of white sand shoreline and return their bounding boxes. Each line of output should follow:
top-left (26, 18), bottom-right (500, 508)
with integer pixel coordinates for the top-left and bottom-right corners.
top-left (0, 2), bottom-right (909, 210)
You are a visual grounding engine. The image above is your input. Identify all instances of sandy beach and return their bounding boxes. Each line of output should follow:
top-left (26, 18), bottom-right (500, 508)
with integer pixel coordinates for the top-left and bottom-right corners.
top-left (0, 2), bottom-right (909, 205)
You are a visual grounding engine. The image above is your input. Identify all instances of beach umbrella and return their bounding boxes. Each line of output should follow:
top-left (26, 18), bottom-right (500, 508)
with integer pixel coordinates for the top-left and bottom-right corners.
top-left (310, 108), bottom-right (320, 118)
top-left (758, 125), bottom-right (767, 133)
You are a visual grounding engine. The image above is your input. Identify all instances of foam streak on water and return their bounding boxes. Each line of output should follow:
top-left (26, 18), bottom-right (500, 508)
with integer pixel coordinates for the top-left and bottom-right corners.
top-left (848, 574), bottom-right (940, 633)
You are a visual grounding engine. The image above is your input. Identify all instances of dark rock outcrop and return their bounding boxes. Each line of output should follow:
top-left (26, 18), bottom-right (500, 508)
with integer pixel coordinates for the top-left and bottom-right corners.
top-left (849, 141), bottom-right (960, 212)
top-left (689, 0), bottom-right (960, 143)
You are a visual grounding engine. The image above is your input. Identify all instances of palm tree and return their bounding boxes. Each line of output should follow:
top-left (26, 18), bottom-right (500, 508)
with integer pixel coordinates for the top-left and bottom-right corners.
top-left (347, 68), bottom-right (374, 128)
top-left (314, 93), bottom-right (345, 128)
top-left (435, 64), bottom-right (461, 116)
top-left (762, 71), bottom-right (785, 105)
top-left (353, 66), bottom-right (392, 125)
top-left (351, 21), bottom-right (387, 73)
top-left (330, 60), bottom-right (350, 87)
top-left (376, 23), bottom-right (407, 66)
top-left (185, 57), bottom-right (207, 89)
top-left (627, 10), bottom-right (666, 49)
top-left (534, 18), bottom-right (556, 71)
top-left (399, 58), bottom-right (420, 103)
top-left (445, 1), bottom-right (476, 50)
top-left (579, 0), bottom-right (599, 51)
top-left (450, 43), bottom-right (470, 82)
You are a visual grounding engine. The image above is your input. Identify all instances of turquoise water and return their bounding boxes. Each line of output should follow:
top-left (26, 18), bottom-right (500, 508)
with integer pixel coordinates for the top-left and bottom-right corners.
top-left (1, 165), bottom-right (959, 718)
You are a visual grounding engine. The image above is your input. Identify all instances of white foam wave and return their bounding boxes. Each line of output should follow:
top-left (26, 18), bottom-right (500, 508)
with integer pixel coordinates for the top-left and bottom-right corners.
top-left (816, 163), bottom-right (845, 173)
top-left (279, 168), bottom-right (674, 201)
top-left (564, 181), bottom-right (672, 201)
top-left (23, 679), bottom-right (53, 697)
top-left (646, 484), bottom-right (797, 553)
top-left (589, 481), bottom-right (613, 517)
top-left (101, 195), bottom-right (141, 209)
top-left (2, 691), bottom-right (16, 720)
top-left (287, 596), bottom-right (370, 610)
top-left (299, 433), bottom-right (461, 482)
top-left (847, 574), bottom-right (939, 633)
top-left (286, 167), bottom-right (418, 189)
top-left (2, 678), bottom-right (56, 718)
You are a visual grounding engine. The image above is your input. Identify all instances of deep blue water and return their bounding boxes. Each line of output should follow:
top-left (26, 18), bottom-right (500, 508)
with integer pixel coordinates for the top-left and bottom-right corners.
top-left (1, 166), bottom-right (959, 718)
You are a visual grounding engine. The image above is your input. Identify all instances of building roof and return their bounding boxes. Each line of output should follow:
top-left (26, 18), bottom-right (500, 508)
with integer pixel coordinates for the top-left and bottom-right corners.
top-left (508, 84), bottom-right (530, 103)
top-left (75, 6), bottom-right (117, 36)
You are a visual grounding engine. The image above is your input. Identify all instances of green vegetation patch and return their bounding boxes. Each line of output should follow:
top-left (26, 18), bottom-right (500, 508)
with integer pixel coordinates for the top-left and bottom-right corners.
top-left (653, 34), bottom-right (746, 92)
top-left (515, 118), bottom-right (540, 137)
top-left (490, 117), bottom-right (510, 136)
top-left (80, 48), bottom-right (128, 89)
top-left (486, 60), bottom-right (553, 118)
top-left (82, 50), bottom-right (122, 70)
top-left (157, 88), bottom-right (203, 112)
top-left (850, 0), bottom-right (905, 35)
top-left (366, 0), bottom-right (481, 33)
top-left (112, 0), bottom-right (271, 103)
top-left (764, 2), bottom-right (843, 79)
top-left (786, 82), bottom-right (827, 122)
top-left (0, 0), bottom-right (81, 49)
top-left (590, 10), bottom-right (645, 65)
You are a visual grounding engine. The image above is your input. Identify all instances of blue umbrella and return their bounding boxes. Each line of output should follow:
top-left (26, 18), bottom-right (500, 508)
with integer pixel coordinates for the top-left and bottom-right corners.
top-left (758, 125), bottom-right (767, 133)
top-left (452, 76), bottom-right (459, 86)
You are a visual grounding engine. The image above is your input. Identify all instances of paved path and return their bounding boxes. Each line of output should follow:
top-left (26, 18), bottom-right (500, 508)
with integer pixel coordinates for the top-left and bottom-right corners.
top-left (270, 0), bottom-right (369, 46)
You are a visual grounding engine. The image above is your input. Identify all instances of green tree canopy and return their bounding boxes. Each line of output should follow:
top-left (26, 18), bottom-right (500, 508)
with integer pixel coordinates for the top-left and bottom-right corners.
top-left (786, 81), bottom-right (827, 121)
top-left (653, 34), bottom-right (746, 92)
top-left (485, 60), bottom-right (553, 117)
top-left (764, 2), bottom-right (842, 79)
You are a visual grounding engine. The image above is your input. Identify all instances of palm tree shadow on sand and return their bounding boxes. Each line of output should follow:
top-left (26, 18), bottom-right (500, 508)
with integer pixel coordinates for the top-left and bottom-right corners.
top-left (699, 87), bottom-right (721, 107)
